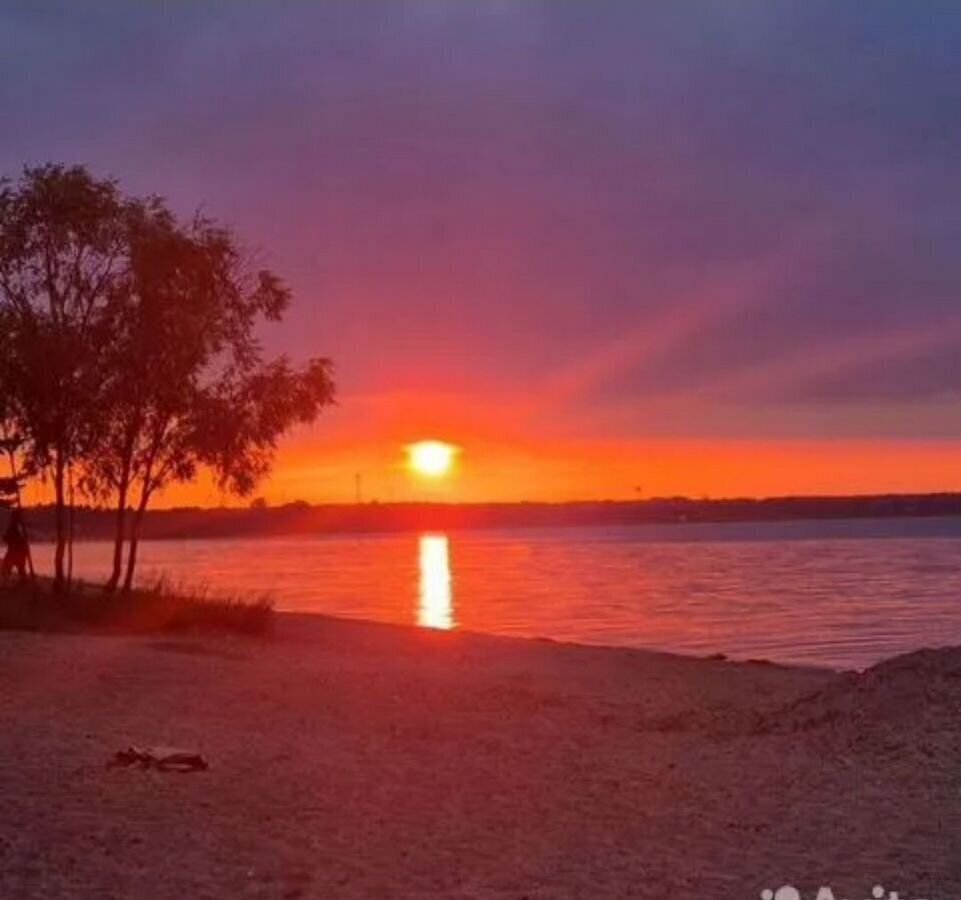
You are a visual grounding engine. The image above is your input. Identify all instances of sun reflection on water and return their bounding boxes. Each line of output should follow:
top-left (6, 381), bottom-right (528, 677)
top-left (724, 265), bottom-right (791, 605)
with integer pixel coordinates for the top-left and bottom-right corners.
top-left (418, 534), bottom-right (454, 630)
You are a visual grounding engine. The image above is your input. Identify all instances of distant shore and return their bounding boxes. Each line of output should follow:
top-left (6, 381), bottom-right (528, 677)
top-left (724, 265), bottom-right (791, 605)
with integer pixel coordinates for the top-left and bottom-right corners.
top-left (0, 613), bottom-right (956, 899)
top-left (14, 491), bottom-right (961, 542)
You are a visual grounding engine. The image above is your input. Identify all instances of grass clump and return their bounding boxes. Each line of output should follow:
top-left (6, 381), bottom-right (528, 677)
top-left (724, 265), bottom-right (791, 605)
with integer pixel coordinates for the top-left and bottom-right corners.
top-left (0, 576), bottom-right (273, 636)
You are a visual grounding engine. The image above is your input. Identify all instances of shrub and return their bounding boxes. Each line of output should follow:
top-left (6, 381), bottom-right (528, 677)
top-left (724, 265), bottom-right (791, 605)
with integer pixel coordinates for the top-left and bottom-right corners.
top-left (0, 577), bottom-right (273, 636)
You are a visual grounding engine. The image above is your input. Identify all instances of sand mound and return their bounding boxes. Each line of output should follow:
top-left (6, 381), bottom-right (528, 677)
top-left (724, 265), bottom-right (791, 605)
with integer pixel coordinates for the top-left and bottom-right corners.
top-left (635, 647), bottom-right (961, 750)
top-left (755, 646), bottom-right (961, 757)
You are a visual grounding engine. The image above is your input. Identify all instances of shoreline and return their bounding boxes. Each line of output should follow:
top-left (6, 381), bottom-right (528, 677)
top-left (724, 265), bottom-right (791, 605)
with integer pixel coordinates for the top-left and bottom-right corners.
top-left (15, 496), bottom-right (961, 544)
top-left (277, 609), bottom-right (845, 673)
top-left (1, 614), bottom-right (957, 898)
top-left (24, 505), bottom-right (961, 547)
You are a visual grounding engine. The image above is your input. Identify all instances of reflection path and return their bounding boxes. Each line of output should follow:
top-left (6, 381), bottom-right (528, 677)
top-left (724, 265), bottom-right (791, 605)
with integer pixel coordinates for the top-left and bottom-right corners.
top-left (418, 534), bottom-right (454, 630)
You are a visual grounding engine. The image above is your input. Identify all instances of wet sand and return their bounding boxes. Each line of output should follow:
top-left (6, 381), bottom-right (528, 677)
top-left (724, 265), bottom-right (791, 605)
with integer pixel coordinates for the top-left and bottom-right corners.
top-left (0, 614), bottom-right (957, 899)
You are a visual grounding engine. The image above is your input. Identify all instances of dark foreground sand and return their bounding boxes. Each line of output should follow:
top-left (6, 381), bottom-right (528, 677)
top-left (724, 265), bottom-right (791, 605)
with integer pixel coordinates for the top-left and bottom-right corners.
top-left (0, 615), bottom-right (958, 899)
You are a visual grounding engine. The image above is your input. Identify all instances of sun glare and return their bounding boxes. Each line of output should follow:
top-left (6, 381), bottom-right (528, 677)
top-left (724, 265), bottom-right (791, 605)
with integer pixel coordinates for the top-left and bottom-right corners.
top-left (407, 440), bottom-right (457, 478)
top-left (418, 534), bottom-right (454, 629)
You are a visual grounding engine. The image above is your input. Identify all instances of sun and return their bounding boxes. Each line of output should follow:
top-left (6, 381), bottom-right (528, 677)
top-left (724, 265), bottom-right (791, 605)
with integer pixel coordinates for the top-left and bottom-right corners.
top-left (407, 440), bottom-right (457, 478)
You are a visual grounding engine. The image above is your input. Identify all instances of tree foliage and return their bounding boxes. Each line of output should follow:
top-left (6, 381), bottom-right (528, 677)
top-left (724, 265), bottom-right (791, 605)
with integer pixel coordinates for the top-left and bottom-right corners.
top-left (0, 164), bottom-right (335, 591)
top-left (0, 165), bottom-right (129, 587)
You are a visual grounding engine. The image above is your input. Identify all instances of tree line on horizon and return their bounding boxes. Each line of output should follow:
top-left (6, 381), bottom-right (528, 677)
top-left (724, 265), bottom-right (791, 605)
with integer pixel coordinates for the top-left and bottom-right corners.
top-left (0, 164), bottom-right (335, 593)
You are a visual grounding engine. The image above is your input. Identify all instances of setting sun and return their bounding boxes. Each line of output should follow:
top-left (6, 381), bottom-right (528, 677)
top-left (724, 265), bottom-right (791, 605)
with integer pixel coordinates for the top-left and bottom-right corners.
top-left (407, 440), bottom-right (457, 478)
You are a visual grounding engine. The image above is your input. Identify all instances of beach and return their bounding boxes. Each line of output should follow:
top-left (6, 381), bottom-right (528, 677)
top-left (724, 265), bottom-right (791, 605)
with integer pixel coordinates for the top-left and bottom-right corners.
top-left (0, 616), bottom-right (957, 899)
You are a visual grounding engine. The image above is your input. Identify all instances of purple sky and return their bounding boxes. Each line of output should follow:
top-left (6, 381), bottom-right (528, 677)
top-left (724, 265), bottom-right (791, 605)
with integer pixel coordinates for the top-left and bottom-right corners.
top-left (2, 3), bottom-right (961, 500)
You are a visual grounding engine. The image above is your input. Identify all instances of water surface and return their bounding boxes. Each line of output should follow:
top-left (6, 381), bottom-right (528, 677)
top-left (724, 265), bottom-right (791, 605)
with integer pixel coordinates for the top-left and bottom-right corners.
top-left (46, 516), bottom-right (961, 669)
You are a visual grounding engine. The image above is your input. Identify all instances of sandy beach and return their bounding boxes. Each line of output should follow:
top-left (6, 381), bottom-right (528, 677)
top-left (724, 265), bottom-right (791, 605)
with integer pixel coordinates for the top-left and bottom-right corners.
top-left (0, 616), bottom-right (957, 899)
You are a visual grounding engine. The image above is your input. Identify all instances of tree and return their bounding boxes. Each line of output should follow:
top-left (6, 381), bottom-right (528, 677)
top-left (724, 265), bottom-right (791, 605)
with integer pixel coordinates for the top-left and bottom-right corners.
top-left (0, 164), bottom-right (336, 593)
top-left (0, 165), bottom-right (129, 590)
top-left (86, 189), bottom-right (334, 592)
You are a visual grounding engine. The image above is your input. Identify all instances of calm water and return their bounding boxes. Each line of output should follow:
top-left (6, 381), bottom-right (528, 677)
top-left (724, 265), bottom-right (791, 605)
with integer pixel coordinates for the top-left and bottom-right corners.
top-left (42, 516), bottom-right (961, 670)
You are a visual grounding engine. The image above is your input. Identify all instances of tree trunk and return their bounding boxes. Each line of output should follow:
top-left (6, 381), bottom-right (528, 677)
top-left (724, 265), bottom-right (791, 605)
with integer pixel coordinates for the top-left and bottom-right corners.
top-left (66, 466), bottom-right (75, 590)
top-left (105, 480), bottom-right (128, 592)
top-left (121, 532), bottom-right (139, 594)
top-left (121, 492), bottom-right (150, 594)
top-left (53, 451), bottom-right (67, 592)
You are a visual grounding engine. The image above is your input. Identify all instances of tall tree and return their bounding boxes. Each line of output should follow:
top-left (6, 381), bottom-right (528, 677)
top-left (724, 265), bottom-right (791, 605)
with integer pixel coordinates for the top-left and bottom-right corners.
top-left (87, 195), bottom-right (335, 592)
top-left (0, 165), bottom-right (128, 590)
top-left (0, 164), bottom-right (336, 593)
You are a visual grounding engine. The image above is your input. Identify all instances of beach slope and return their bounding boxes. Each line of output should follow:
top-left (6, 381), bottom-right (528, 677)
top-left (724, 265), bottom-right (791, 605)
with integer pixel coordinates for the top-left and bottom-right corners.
top-left (0, 616), bottom-right (957, 899)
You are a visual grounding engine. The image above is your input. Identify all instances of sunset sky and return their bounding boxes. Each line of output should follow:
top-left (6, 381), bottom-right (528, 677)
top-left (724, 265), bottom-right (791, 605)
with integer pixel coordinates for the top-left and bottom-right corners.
top-left (3, 3), bottom-right (960, 504)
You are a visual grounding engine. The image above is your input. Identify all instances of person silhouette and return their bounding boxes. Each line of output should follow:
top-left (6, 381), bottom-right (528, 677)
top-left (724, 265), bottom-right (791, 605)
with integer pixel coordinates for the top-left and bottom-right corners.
top-left (2, 509), bottom-right (30, 583)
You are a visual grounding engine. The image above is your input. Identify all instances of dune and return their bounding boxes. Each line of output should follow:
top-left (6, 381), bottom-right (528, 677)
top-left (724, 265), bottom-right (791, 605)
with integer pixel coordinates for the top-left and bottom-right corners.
top-left (0, 615), bottom-right (956, 899)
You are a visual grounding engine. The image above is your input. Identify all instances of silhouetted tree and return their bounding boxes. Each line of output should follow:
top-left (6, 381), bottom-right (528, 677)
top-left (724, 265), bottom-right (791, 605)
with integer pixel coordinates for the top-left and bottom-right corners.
top-left (85, 190), bottom-right (335, 591)
top-left (0, 164), bottom-right (336, 593)
top-left (0, 165), bottom-right (128, 590)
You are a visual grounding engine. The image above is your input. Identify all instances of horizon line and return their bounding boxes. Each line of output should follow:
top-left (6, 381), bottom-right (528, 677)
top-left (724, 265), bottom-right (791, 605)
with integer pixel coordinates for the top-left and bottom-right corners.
top-left (15, 490), bottom-right (961, 514)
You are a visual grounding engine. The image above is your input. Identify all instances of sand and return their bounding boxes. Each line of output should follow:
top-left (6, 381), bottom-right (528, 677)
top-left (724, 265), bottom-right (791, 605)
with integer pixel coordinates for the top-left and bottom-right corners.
top-left (0, 615), bottom-right (958, 899)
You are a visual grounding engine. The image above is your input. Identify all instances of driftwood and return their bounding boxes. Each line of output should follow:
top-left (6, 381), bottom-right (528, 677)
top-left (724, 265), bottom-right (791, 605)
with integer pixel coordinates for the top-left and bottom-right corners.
top-left (110, 745), bottom-right (209, 773)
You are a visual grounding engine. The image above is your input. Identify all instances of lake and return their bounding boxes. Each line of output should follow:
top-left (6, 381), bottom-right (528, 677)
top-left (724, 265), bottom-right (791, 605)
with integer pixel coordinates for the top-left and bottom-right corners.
top-left (43, 515), bottom-right (961, 670)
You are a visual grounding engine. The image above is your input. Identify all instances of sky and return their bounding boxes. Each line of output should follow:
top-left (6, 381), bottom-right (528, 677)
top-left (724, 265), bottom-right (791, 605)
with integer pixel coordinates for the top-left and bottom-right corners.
top-left (2, 2), bottom-right (960, 504)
